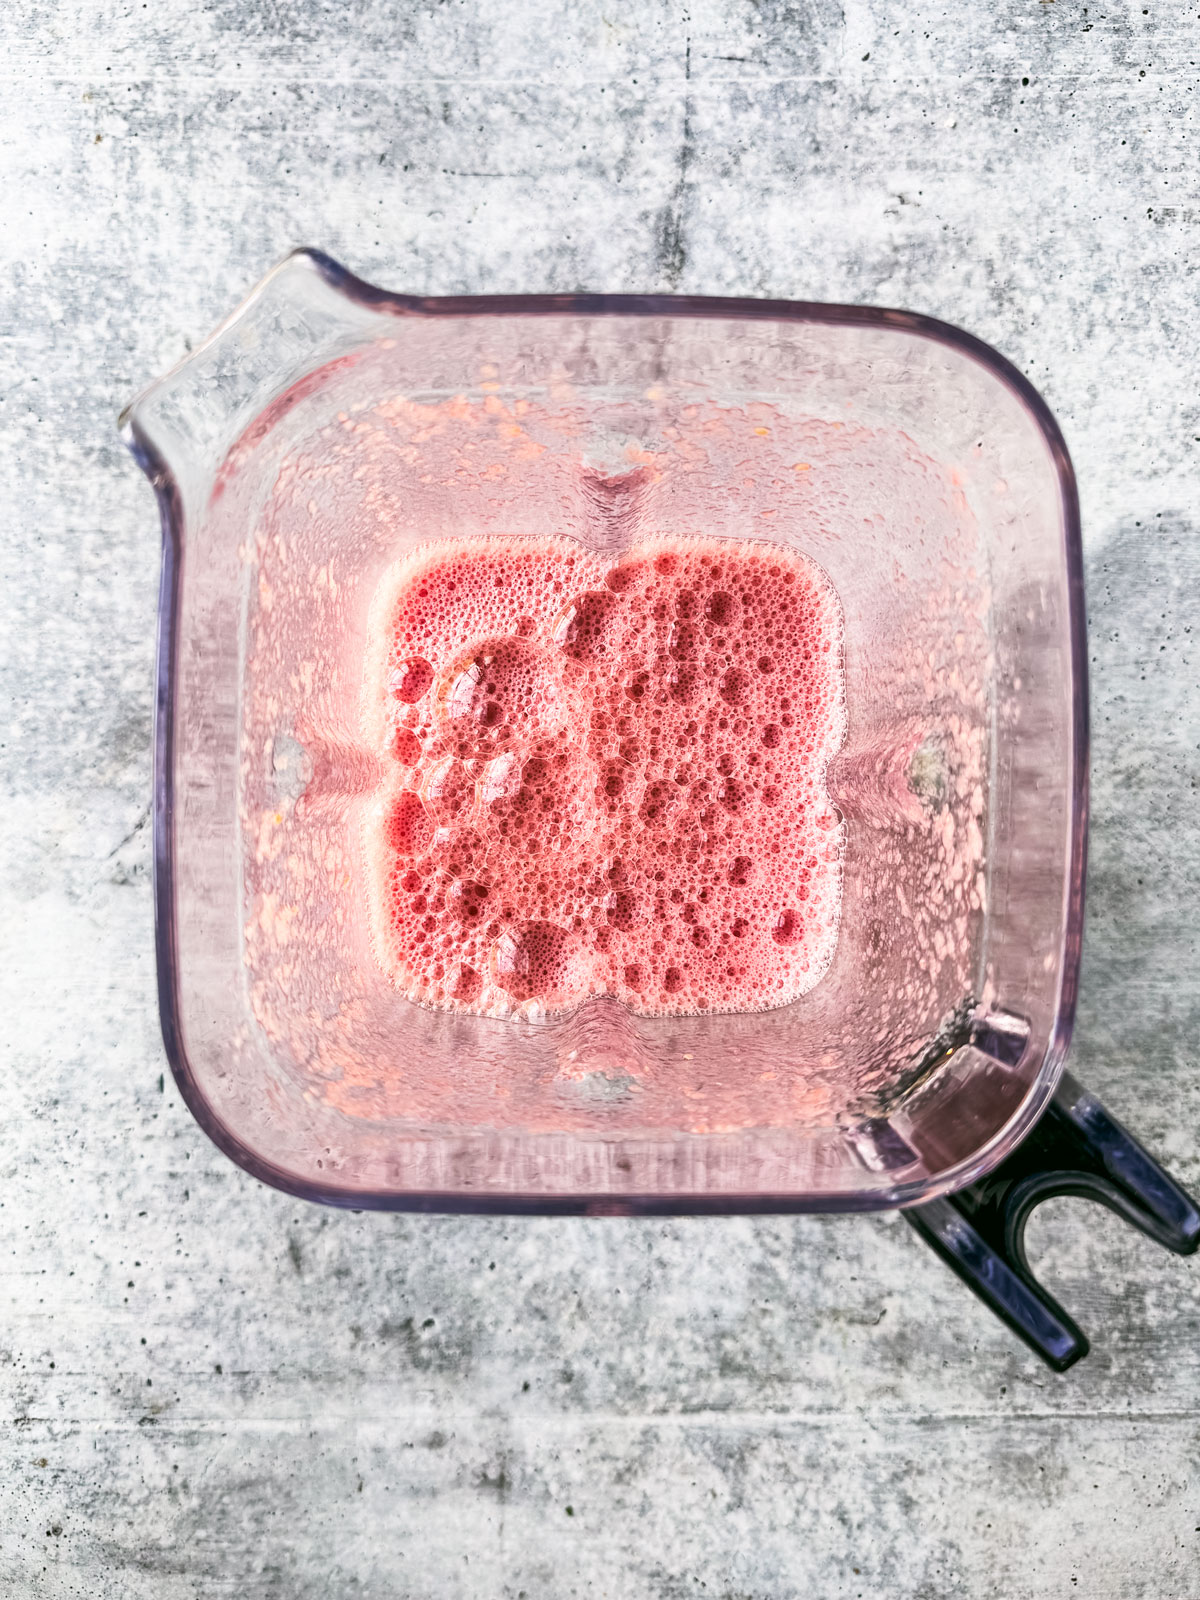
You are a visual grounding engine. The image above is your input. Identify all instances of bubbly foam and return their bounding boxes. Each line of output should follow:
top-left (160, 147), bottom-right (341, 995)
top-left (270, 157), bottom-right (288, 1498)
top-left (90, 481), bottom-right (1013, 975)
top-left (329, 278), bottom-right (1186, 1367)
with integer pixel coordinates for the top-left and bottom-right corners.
top-left (364, 535), bottom-right (847, 1017)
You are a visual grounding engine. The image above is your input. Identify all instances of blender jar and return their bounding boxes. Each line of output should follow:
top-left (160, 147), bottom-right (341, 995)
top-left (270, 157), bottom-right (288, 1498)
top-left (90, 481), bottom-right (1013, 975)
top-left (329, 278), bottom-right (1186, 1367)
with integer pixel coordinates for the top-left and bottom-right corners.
top-left (122, 250), bottom-right (1085, 1213)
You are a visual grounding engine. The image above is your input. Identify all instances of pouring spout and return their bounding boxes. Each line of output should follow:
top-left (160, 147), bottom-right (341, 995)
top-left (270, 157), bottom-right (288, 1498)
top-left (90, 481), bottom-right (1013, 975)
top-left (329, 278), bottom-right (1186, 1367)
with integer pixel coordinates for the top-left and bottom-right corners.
top-left (118, 248), bottom-right (387, 523)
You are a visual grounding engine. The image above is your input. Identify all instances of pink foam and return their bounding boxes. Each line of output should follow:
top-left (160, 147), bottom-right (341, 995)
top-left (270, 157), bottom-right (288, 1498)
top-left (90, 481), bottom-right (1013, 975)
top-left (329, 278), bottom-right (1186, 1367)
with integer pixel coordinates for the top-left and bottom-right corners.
top-left (365, 535), bottom-right (846, 1017)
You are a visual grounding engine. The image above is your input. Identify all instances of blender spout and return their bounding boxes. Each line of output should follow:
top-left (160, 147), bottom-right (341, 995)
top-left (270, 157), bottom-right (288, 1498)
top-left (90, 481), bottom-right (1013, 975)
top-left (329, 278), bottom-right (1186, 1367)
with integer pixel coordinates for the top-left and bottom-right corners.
top-left (118, 248), bottom-right (385, 520)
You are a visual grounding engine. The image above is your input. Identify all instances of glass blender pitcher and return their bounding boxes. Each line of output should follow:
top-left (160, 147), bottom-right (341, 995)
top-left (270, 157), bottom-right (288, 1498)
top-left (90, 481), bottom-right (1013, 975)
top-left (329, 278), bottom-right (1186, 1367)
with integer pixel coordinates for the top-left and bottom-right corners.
top-left (121, 249), bottom-right (1198, 1368)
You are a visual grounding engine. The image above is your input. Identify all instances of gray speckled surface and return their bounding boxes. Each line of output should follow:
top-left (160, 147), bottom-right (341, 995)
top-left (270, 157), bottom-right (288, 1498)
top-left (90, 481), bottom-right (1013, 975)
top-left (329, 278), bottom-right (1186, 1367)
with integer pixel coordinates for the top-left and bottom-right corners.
top-left (2, 2), bottom-right (1200, 1595)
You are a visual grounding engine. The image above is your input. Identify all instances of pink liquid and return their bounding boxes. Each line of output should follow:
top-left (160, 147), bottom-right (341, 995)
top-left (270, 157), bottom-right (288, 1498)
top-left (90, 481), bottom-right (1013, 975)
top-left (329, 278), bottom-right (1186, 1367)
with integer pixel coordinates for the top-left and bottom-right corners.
top-left (365, 534), bottom-right (846, 1017)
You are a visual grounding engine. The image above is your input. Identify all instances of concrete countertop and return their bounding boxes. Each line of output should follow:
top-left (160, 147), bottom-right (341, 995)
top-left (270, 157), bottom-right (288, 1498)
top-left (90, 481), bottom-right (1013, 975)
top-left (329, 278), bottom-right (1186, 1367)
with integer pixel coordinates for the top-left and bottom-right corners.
top-left (2, 2), bottom-right (1198, 1594)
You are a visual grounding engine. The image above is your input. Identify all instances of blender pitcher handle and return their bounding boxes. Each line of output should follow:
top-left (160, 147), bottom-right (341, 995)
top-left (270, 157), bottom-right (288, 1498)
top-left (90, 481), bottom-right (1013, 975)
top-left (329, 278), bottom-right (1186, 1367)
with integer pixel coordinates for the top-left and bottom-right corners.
top-left (904, 1071), bottom-right (1200, 1371)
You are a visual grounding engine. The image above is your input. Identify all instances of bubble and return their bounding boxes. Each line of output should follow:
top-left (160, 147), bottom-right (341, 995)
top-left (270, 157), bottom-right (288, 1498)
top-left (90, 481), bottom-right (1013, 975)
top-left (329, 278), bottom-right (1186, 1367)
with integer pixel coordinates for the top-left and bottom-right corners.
top-left (490, 929), bottom-right (530, 995)
top-left (391, 727), bottom-right (422, 765)
top-left (719, 667), bottom-right (750, 704)
top-left (668, 666), bottom-right (698, 703)
top-left (668, 621), bottom-right (698, 660)
top-left (389, 657), bottom-right (434, 702)
top-left (728, 856), bottom-right (753, 886)
top-left (438, 636), bottom-right (567, 752)
top-left (552, 590), bottom-right (620, 660)
top-left (445, 962), bottom-right (481, 1001)
top-left (490, 921), bottom-right (574, 1001)
top-left (639, 781), bottom-right (676, 824)
top-left (772, 909), bottom-right (801, 945)
top-left (600, 760), bottom-right (627, 800)
top-left (705, 591), bottom-right (735, 624)
top-left (761, 724), bottom-right (782, 749)
top-left (478, 750), bottom-right (524, 806)
top-left (385, 791), bottom-right (432, 855)
top-left (420, 756), bottom-right (473, 824)
top-left (446, 878), bottom-right (490, 921)
top-left (606, 890), bottom-right (638, 930)
top-left (604, 559), bottom-right (645, 593)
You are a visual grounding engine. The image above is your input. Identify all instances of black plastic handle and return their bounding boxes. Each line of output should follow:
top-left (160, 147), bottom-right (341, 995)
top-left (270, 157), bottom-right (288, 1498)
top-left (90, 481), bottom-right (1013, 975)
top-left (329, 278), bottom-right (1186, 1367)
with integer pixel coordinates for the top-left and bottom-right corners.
top-left (905, 1072), bottom-right (1200, 1370)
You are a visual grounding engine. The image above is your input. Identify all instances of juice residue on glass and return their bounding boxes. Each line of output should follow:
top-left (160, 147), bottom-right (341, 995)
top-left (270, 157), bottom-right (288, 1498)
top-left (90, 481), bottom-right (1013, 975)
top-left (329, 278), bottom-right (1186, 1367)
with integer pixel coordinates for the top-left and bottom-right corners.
top-left (363, 534), bottom-right (846, 1018)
